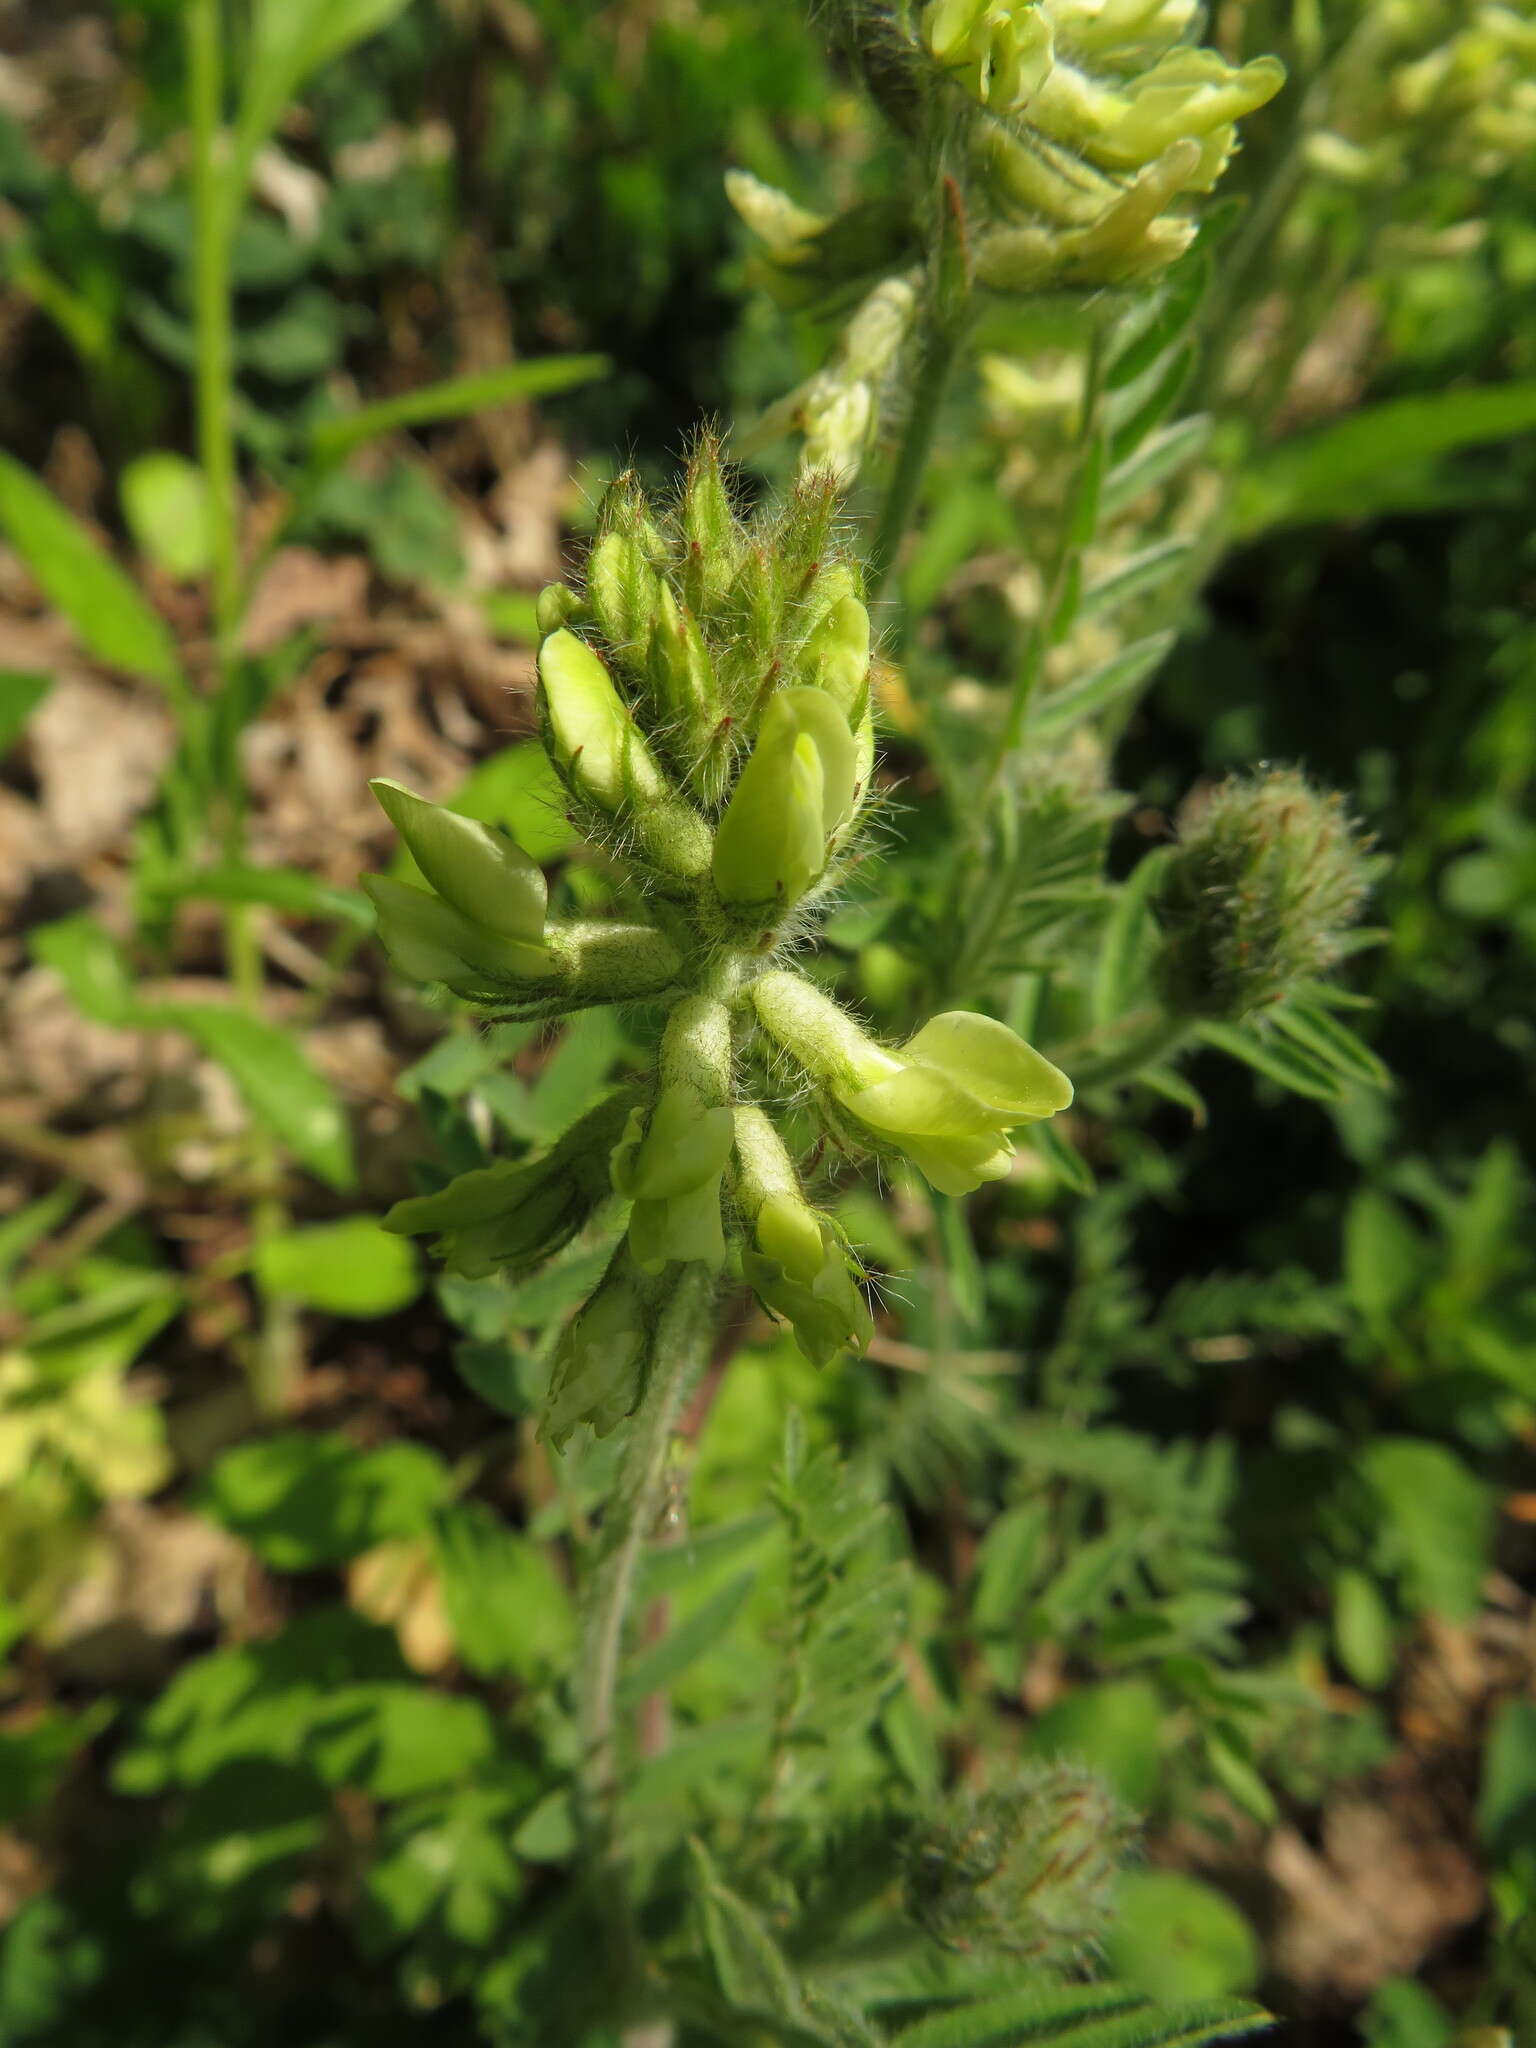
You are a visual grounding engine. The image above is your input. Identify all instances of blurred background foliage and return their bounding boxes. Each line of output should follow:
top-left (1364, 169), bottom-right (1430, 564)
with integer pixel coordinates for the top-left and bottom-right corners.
top-left (0, 1), bottom-right (1533, 2045)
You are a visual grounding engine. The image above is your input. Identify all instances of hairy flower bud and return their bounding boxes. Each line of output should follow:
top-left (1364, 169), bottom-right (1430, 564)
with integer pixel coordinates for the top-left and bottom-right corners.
top-left (612, 994), bottom-right (735, 1274)
top-left (724, 168), bottom-right (831, 262)
top-left (799, 591), bottom-right (871, 722)
top-left (537, 629), bottom-right (712, 878)
top-left (1154, 769), bottom-right (1373, 1021)
top-left (905, 1763), bottom-right (1134, 1962)
top-left (678, 436), bottom-right (747, 623)
top-left (753, 973), bottom-right (1072, 1195)
top-left (536, 581), bottom-right (587, 637)
top-left (713, 687), bottom-right (859, 912)
top-left (923, 0), bottom-right (1054, 113)
top-left (647, 581), bottom-right (727, 796)
top-left (369, 779), bottom-right (547, 944)
top-left (733, 1106), bottom-right (873, 1367)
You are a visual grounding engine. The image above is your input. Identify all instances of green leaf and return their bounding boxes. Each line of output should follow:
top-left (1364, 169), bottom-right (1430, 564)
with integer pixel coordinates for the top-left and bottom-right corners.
top-left (0, 671), bottom-right (51, 756)
top-left (973, 1502), bottom-right (1048, 1635)
top-left (155, 1003), bottom-right (355, 1189)
top-left (1195, 1019), bottom-right (1343, 1102)
top-left (1031, 634), bottom-right (1176, 739)
top-left (233, 0), bottom-right (413, 197)
top-left (1203, 1729), bottom-right (1278, 1828)
top-left (1235, 381), bottom-right (1536, 535)
top-left (432, 1502), bottom-right (575, 1680)
top-left (1029, 1119), bottom-right (1096, 1196)
top-left (29, 914), bottom-right (138, 1027)
top-left (200, 1432), bottom-right (449, 1568)
top-left (1106, 250), bottom-right (1210, 391)
top-left (1106, 341), bottom-right (1197, 464)
top-left (310, 358), bottom-right (609, 466)
top-left (364, 1785), bottom-right (524, 1948)
top-left (1361, 1437), bottom-right (1492, 1621)
top-left (1100, 416), bottom-right (1213, 519)
top-left (1266, 1001), bottom-right (1388, 1091)
top-left (890, 1985), bottom-right (1168, 2047)
top-left (1093, 849), bottom-right (1171, 1029)
top-left (1106, 1872), bottom-right (1261, 2004)
top-left (1027, 1678), bottom-right (1163, 1810)
top-left (635, 1512), bottom-right (777, 1599)
top-left (1332, 1568), bottom-right (1395, 1692)
top-left (1343, 1190), bottom-right (1424, 1327)
top-left (120, 452), bottom-right (211, 579)
top-left (688, 1836), bottom-right (809, 2025)
top-left (112, 1608), bottom-right (408, 1794)
top-left (617, 1571), bottom-right (756, 1707)
top-left (164, 863), bottom-right (372, 927)
top-left (310, 1685), bottom-right (497, 1800)
top-left (1477, 1697), bottom-right (1536, 1862)
top-left (254, 1217), bottom-right (421, 1318)
top-left (1079, 539), bottom-right (1193, 621)
top-left (0, 453), bottom-right (187, 698)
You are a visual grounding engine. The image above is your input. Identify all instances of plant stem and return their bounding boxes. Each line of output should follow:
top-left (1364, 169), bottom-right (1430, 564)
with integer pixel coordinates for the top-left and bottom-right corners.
top-left (866, 307), bottom-right (959, 600)
top-left (574, 1262), bottom-right (717, 2011)
top-left (187, 0), bottom-right (240, 653)
top-left (188, 0), bottom-right (296, 1411)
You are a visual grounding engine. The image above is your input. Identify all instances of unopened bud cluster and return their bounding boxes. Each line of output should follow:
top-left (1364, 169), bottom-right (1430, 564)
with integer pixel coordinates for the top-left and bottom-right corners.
top-left (732, 1), bottom-right (1284, 475)
top-left (367, 446), bottom-right (1073, 1445)
top-left (1154, 767), bottom-right (1373, 1021)
top-left (904, 1762), bottom-right (1132, 1961)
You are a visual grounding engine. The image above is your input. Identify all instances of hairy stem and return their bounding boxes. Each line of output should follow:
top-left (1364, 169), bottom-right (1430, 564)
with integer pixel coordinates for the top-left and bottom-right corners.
top-left (867, 305), bottom-right (959, 600)
top-left (574, 1262), bottom-right (717, 2008)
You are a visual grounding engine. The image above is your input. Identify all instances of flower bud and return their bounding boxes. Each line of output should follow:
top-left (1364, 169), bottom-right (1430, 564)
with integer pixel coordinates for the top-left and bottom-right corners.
top-left (713, 687), bottom-right (859, 912)
top-left (538, 631), bottom-right (712, 879)
top-left (541, 1251), bottom-right (659, 1449)
top-left (539, 629), bottom-right (658, 812)
top-left (798, 591), bottom-right (871, 723)
top-left (536, 581), bottom-right (587, 638)
top-left (923, 0), bottom-right (1054, 113)
top-left (587, 529), bottom-right (663, 656)
top-left (724, 169), bottom-right (830, 262)
top-left (1154, 768), bottom-right (1373, 1020)
top-left (363, 875), bottom-right (556, 994)
top-left (1088, 50), bottom-right (1286, 170)
top-left (382, 1090), bottom-right (634, 1278)
top-left (752, 973), bottom-right (1072, 1196)
top-left (647, 581), bottom-right (725, 781)
top-left (904, 1763), bottom-right (1133, 1962)
top-left (733, 1106), bottom-right (873, 1367)
top-left (369, 779), bottom-right (547, 944)
top-left (679, 436), bottom-right (746, 623)
top-left (1055, 0), bottom-right (1196, 52)
top-left (612, 994), bottom-right (734, 1274)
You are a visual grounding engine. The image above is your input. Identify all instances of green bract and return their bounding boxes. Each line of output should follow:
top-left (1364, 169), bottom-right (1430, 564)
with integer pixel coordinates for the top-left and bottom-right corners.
top-left (367, 447), bottom-right (1076, 1443)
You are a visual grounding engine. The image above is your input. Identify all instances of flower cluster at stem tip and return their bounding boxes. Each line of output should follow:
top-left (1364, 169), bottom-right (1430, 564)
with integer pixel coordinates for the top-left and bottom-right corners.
top-left (731, 0), bottom-right (1284, 477)
top-left (365, 445), bottom-right (1073, 1445)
